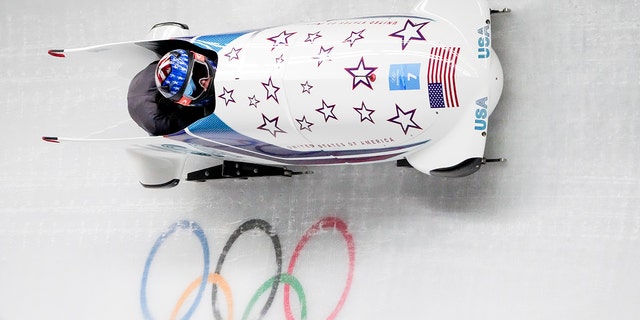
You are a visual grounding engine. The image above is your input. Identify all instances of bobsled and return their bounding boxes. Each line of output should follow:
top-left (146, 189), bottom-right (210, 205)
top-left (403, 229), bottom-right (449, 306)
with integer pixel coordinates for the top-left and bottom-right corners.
top-left (44, 0), bottom-right (509, 187)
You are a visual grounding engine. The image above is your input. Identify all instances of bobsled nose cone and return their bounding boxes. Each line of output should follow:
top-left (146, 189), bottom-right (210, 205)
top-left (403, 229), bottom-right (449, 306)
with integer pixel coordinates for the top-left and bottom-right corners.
top-left (488, 48), bottom-right (503, 116)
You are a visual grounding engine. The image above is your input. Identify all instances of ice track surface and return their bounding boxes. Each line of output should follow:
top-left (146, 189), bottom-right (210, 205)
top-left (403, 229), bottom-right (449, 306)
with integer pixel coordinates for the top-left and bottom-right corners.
top-left (1, 0), bottom-right (640, 319)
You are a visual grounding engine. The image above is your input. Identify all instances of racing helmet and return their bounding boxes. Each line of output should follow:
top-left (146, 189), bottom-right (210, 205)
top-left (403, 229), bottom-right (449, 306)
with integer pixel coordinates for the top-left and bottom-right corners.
top-left (155, 49), bottom-right (217, 107)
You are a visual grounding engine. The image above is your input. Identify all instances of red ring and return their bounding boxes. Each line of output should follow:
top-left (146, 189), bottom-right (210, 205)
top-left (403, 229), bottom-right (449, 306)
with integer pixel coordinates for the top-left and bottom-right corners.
top-left (284, 217), bottom-right (355, 320)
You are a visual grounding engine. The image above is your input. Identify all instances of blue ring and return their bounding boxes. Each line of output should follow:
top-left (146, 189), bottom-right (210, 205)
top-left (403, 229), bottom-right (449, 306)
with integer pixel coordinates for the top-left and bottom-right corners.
top-left (140, 221), bottom-right (210, 320)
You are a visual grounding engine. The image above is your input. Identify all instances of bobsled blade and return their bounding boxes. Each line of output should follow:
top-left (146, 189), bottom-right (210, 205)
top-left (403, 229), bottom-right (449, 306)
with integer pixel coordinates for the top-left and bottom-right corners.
top-left (47, 50), bottom-right (65, 58)
top-left (42, 136), bottom-right (59, 143)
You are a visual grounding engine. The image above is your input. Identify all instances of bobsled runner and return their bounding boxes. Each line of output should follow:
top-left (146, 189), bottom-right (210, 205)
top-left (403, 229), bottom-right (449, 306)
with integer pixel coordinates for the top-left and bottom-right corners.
top-left (44, 0), bottom-right (508, 188)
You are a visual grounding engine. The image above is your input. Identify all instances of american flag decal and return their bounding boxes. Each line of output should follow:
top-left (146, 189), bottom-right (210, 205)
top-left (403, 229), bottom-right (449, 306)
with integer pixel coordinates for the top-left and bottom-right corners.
top-left (428, 47), bottom-right (460, 108)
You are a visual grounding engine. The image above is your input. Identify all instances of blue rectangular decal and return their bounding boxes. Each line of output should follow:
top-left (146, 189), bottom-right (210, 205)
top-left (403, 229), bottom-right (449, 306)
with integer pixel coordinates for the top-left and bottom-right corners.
top-left (389, 63), bottom-right (421, 91)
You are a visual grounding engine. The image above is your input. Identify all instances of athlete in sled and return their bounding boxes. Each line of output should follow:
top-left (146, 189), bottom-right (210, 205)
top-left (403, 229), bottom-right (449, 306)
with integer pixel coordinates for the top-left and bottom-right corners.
top-left (127, 49), bottom-right (217, 136)
top-left (45, 0), bottom-right (509, 187)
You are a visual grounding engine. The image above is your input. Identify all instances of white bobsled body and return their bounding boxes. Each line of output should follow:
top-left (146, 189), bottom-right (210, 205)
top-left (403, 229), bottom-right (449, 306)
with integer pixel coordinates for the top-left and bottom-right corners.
top-left (169, 0), bottom-right (502, 175)
top-left (46, 0), bottom-right (505, 186)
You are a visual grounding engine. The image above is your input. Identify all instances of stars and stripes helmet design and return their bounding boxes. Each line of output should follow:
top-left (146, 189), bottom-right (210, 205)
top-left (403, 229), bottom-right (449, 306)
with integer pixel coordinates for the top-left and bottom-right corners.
top-left (155, 49), bottom-right (217, 107)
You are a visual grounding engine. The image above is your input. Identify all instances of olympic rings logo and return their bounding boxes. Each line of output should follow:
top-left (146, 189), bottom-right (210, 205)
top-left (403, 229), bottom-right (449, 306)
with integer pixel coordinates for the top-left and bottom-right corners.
top-left (140, 217), bottom-right (355, 320)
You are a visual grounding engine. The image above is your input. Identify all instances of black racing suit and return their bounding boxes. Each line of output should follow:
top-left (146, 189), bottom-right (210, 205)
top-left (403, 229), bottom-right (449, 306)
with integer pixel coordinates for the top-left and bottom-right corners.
top-left (127, 62), bottom-right (208, 136)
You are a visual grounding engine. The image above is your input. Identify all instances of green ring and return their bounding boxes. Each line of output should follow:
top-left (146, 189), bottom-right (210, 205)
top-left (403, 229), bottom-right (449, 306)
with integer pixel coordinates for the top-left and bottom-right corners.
top-left (242, 273), bottom-right (306, 320)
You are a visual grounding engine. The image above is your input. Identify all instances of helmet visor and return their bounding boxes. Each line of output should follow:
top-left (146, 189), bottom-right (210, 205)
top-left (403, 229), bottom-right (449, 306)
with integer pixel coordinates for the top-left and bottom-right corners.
top-left (183, 58), bottom-right (212, 101)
